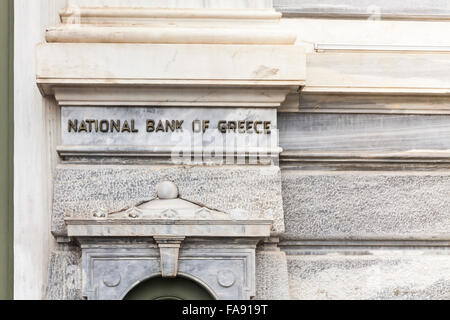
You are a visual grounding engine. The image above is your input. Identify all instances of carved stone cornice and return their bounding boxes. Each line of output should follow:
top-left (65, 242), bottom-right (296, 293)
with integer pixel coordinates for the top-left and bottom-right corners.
top-left (48, 7), bottom-right (295, 45)
top-left (279, 151), bottom-right (450, 170)
top-left (37, 6), bottom-right (305, 107)
top-left (58, 7), bottom-right (283, 25)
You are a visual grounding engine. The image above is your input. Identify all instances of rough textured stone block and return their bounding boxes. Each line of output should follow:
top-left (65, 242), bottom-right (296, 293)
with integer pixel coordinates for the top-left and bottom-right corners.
top-left (46, 245), bottom-right (82, 300)
top-left (255, 250), bottom-right (290, 300)
top-left (52, 165), bottom-right (284, 236)
top-left (282, 170), bottom-right (450, 240)
top-left (286, 249), bottom-right (450, 300)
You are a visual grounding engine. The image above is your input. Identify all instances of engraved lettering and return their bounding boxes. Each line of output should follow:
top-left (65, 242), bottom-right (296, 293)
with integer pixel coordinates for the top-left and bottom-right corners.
top-left (176, 120), bottom-right (184, 131)
top-left (264, 121), bottom-right (271, 134)
top-left (156, 120), bottom-right (165, 133)
top-left (254, 121), bottom-right (262, 134)
top-left (68, 120), bottom-right (78, 133)
top-left (65, 118), bottom-right (271, 135)
top-left (147, 120), bottom-right (155, 133)
top-left (78, 120), bottom-right (87, 132)
top-left (122, 120), bottom-right (131, 133)
top-left (238, 121), bottom-right (245, 134)
top-left (228, 121), bottom-right (236, 133)
top-left (100, 120), bottom-right (109, 133)
top-left (218, 121), bottom-right (227, 133)
top-left (131, 120), bottom-right (139, 133)
top-left (192, 120), bottom-right (201, 133)
top-left (203, 120), bottom-right (210, 133)
top-left (86, 120), bottom-right (95, 133)
top-left (246, 121), bottom-right (254, 134)
top-left (166, 120), bottom-right (175, 133)
top-left (111, 120), bottom-right (121, 133)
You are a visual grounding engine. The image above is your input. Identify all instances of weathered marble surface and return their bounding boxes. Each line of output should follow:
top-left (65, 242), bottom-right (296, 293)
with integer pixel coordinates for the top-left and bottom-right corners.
top-left (55, 87), bottom-right (291, 107)
top-left (46, 239), bottom-right (260, 300)
top-left (281, 170), bottom-right (450, 240)
top-left (279, 113), bottom-right (450, 152)
top-left (14, 0), bottom-right (65, 300)
top-left (37, 43), bottom-right (305, 86)
top-left (275, 0), bottom-right (450, 19)
top-left (282, 93), bottom-right (450, 114)
top-left (62, 107), bottom-right (276, 149)
top-left (52, 165), bottom-right (284, 236)
top-left (79, 241), bottom-right (256, 300)
top-left (306, 52), bottom-right (450, 94)
top-left (67, 0), bottom-right (273, 9)
top-left (286, 248), bottom-right (450, 300)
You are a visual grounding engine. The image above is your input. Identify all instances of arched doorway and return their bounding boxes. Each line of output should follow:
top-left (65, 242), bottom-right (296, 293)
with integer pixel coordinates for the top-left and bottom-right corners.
top-left (124, 276), bottom-right (215, 300)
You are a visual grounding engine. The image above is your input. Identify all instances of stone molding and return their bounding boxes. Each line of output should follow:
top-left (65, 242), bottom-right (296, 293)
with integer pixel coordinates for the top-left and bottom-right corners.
top-left (66, 219), bottom-right (273, 238)
top-left (280, 92), bottom-right (450, 115)
top-left (279, 151), bottom-right (450, 170)
top-left (57, 146), bottom-right (283, 164)
top-left (49, 7), bottom-right (293, 45)
top-left (65, 194), bottom-right (273, 238)
top-left (37, 6), bottom-right (305, 107)
top-left (59, 7), bottom-right (280, 25)
top-left (80, 241), bottom-right (258, 300)
top-left (64, 0), bottom-right (273, 10)
top-left (274, 0), bottom-right (450, 20)
top-left (52, 86), bottom-right (295, 107)
top-left (37, 43), bottom-right (304, 106)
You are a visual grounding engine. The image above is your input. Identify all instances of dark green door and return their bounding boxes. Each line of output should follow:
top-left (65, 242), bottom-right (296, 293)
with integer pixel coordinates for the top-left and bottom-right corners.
top-left (124, 277), bottom-right (215, 300)
top-left (0, 0), bottom-right (14, 301)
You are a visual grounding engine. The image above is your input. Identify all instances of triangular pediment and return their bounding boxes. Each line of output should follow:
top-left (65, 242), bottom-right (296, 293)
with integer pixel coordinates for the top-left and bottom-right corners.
top-left (65, 181), bottom-right (273, 238)
top-left (109, 197), bottom-right (231, 220)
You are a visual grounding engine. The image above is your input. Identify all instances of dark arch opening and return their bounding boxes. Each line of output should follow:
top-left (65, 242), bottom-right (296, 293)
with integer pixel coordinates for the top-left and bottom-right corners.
top-left (124, 276), bottom-right (215, 300)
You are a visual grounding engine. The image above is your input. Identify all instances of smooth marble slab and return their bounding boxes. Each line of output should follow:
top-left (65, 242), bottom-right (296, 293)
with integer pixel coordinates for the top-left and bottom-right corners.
top-left (306, 52), bottom-right (450, 94)
top-left (279, 113), bottom-right (450, 152)
top-left (275, 0), bottom-right (450, 19)
top-left (70, 0), bottom-right (273, 9)
top-left (37, 44), bottom-right (305, 84)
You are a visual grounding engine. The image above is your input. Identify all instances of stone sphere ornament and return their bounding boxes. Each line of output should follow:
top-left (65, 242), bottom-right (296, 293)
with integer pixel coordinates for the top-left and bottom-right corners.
top-left (103, 272), bottom-right (121, 288)
top-left (217, 270), bottom-right (236, 288)
top-left (156, 181), bottom-right (179, 199)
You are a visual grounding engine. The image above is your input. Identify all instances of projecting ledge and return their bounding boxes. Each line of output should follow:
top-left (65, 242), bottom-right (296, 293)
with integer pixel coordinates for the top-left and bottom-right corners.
top-left (65, 186), bottom-right (273, 239)
top-left (37, 6), bottom-right (305, 105)
top-left (47, 85), bottom-right (299, 107)
top-left (66, 220), bottom-right (273, 238)
top-left (36, 43), bottom-right (305, 107)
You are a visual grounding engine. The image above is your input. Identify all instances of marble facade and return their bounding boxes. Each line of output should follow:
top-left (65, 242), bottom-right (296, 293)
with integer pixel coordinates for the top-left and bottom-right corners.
top-left (40, 1), bottom-right (299, 300)
top-left (13, 0), bottom-right (449, 299)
